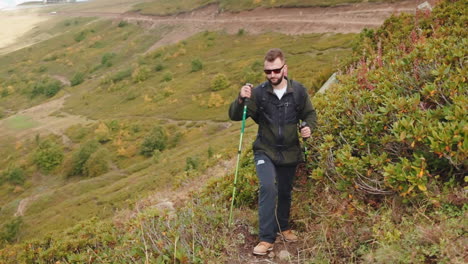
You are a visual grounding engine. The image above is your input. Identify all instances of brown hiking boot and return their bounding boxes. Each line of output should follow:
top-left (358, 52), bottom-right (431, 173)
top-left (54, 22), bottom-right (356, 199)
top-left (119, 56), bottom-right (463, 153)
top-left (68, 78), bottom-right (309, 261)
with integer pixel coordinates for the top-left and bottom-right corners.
top-left (278, 230), bottom-right (298, 242)
top-left (253, 241), bottom-right (274, 255)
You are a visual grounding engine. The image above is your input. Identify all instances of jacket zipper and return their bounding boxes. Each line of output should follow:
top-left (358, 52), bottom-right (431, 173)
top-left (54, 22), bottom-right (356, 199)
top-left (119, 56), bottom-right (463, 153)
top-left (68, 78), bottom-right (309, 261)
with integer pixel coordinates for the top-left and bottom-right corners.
top-left (278, 97), bottom-right (288, 145)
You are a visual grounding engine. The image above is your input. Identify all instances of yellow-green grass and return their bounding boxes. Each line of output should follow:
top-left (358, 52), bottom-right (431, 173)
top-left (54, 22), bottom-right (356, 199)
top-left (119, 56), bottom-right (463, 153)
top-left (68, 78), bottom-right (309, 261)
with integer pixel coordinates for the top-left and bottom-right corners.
top-left (64, 31), bottom-right (356, 122)
top-left (49, 0), bottom-right (146, 14)
top-left (134, 0), bottom-right (406, 15)
top-left (3, 115), bottom-right (39, 130)
top-left (134, 0), bottom-right (216, 15)
top-left (0, 116), bottom-right (257, 240)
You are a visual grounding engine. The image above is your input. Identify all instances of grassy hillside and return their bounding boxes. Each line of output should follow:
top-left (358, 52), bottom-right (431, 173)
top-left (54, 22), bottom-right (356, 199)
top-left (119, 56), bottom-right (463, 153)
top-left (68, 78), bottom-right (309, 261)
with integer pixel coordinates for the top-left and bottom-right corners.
top-left (63, 31), bottom-right (354, 121)
top-left (0, 3), bottom-right (355, 248)
top-left (134, 0), bottom-right (404, 15)
top-left (1, 0), bottom-right (465, 262)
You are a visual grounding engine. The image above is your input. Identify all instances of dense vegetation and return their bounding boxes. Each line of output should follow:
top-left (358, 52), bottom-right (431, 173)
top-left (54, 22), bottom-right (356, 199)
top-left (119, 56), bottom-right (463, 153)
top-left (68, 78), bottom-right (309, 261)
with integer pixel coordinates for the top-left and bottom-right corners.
top-left (310, 0), bottom-right (466, 198)
top-left (0, 0), bottom-right (466, 263)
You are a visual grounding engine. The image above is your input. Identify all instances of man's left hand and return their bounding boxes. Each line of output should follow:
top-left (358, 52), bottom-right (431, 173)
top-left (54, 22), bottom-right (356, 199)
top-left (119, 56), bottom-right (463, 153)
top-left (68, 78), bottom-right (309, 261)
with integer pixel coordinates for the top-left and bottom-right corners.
top-left (300, 126), bottom-right (311, 139)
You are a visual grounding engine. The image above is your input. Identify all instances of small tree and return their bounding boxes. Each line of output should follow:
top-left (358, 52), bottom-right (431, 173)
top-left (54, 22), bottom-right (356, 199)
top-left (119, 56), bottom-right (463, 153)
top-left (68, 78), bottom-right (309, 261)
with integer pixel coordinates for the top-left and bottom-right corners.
top-left (140, 126), bottom-right (168, 157)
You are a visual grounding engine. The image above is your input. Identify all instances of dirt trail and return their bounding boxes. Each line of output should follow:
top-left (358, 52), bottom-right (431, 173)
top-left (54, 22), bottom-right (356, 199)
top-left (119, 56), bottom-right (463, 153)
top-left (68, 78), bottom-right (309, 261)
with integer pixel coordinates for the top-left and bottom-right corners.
top-left (14, 194), bottom-right (40, 217)
top-left (54, 0), bottom-right (430, 53)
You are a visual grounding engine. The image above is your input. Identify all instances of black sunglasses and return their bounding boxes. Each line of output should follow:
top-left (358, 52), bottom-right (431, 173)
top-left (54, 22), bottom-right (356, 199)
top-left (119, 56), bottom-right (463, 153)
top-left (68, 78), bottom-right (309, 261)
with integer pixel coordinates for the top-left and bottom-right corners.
top-left (264, 64), bottom-right (285, 74)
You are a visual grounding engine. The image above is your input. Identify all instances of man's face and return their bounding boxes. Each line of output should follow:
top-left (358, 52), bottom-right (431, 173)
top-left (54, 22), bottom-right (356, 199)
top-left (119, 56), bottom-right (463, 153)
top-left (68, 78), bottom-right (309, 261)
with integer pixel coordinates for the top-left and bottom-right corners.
top-left (264, 58), bottom-right (286, 86)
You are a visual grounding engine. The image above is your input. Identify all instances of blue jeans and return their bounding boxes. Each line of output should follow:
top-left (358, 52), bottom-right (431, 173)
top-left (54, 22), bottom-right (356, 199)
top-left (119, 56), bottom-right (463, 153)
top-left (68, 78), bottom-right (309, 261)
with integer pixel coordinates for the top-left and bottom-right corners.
top-left (254, 152), bottom-right (296, 243)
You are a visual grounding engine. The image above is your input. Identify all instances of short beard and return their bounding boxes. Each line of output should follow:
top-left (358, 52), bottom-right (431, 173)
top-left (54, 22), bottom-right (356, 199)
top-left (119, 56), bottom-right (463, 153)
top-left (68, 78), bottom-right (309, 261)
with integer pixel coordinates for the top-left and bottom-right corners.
top-left (267, 73), bottom-right (284, 86)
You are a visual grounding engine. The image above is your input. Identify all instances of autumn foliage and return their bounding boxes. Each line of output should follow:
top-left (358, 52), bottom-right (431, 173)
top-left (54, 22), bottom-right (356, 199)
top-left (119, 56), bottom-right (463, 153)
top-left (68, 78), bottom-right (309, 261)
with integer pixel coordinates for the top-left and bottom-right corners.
top-left (310, 0), bottom-right (466, 197)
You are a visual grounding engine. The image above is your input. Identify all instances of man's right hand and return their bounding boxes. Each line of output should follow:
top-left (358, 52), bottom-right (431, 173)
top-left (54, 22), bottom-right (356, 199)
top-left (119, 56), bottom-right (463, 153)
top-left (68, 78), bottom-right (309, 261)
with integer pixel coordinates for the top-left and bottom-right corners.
top-left (239, 84), bottom-right (253, 103)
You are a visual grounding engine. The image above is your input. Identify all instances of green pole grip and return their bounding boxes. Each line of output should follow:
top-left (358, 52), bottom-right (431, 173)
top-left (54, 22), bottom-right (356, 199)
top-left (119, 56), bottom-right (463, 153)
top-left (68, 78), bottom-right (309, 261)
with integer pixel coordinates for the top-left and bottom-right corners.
top-left (228, 101), bottom-right (248, 226)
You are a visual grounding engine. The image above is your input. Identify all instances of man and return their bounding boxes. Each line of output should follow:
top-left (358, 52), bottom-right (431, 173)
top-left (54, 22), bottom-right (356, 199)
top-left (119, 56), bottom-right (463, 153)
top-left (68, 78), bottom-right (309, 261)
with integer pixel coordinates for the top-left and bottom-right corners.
top-left (228, 48), bottom-right (317, 255)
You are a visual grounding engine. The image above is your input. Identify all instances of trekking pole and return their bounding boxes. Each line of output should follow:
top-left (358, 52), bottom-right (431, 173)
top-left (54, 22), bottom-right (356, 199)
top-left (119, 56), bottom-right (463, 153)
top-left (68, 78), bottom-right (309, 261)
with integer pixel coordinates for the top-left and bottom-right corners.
top-left (300, 121), bottom-right (309, 160)
top-left (228, 84), bottom-right (251, 227)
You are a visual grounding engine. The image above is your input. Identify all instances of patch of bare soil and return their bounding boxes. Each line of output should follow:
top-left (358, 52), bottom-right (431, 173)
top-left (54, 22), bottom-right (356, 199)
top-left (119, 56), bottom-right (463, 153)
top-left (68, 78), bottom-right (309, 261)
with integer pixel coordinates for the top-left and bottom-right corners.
top-left (0, 8), bottom-right (51, 55)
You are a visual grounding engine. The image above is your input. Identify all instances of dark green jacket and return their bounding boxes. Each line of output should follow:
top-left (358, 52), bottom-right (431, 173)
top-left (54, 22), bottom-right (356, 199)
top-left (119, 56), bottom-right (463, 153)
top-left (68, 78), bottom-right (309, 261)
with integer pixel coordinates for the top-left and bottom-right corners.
top-left (229, 78), bottom-right (317, 166)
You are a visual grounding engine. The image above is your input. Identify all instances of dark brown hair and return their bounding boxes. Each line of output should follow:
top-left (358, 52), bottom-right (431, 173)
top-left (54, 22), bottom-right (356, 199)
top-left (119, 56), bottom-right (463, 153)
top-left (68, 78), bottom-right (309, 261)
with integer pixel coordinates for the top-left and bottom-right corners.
top-left (264, 48), bottom-right (285, 63)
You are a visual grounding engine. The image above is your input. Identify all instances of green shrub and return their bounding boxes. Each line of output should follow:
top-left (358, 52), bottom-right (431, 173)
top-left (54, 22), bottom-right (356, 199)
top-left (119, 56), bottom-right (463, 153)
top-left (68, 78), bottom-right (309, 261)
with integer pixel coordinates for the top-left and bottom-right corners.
top-left (132, 65), bottom-right (152, 83)
top-left (74, 31), bottom-right (88, 42)
top-left (70, 72), bottom-right (85, 86)
top-left (33, 140), bottom-right (64, 172)
top-left (69, 140), bottom-right (100, 176)
top-left (309, 0), bottom-right (467, 197)
top-left (162, 71), bottom-right (173, 82)
top-left (140, 126), bottom-right (168, 157)
top-left (94, 122), bottom-right (111, 143)
top-left (207, 146), bottom-right (214, 158)
top-left (31, 79), bottom-right (63, 98)
top-left (185, 156), bottom-right (199, 171)
top-left (118, 20), bottom-right (128, 27)
top-left (106, 120), bottom-right (120, 132)
top-left (111, 68), bottom-right (132, 83)
top-left (168, 131), bottom-right (183, 148)
top-left (210, 73), bottom-right (230, 91)
top-left (1, 166), bottom-right (26, 186)
top-left (214, 148), bottom-right (257, 208)
top-left (1, 88), bottom-right (8, 97)
top-left (191, 58), bottom-right (203, 72)
top-left (154, 63), bottom-right (164, 72)
top-left (0, 217), bottom-right (117, 263)
top-left (0, 217), bottom-right (22, 244)
top-left (66, 124), bottom-right (89, 142)
top-left (242, 68), bottom-right (262, 85)
top-left (101, 52), bottom-right (116, 67)
top-left (83, 148), bottom-right (109, 177)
